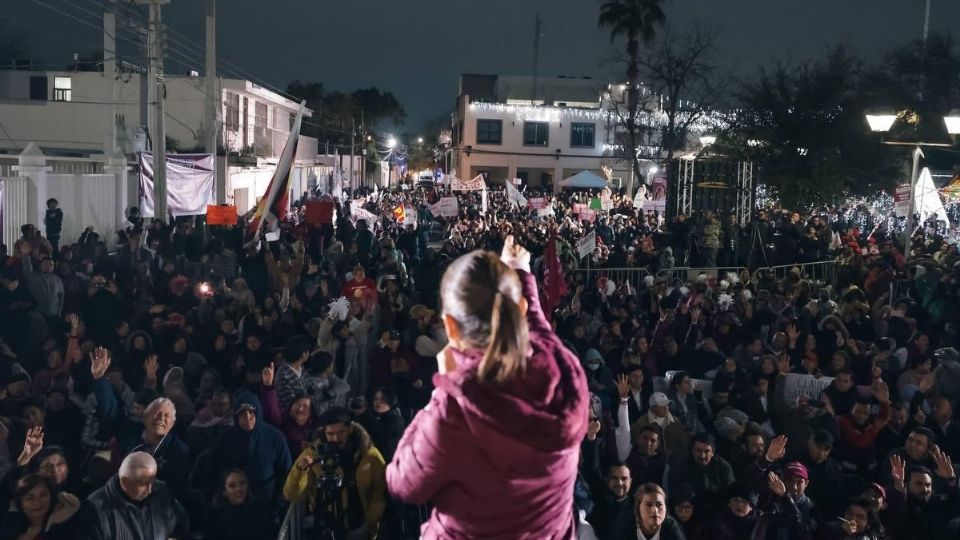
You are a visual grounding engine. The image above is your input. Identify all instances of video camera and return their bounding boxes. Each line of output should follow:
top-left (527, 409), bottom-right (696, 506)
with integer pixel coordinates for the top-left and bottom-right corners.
top-left (312, 442), bottom-right (343, 495)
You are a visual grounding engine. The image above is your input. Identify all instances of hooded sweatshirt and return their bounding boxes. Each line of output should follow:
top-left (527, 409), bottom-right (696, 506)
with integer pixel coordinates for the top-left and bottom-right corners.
top-left (386, 270), bottom-right (590, 539)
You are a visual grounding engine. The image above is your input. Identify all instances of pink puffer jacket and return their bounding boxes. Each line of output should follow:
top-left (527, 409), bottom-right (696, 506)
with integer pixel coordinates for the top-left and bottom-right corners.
top-left (386, 270), bottom-right (589, 539)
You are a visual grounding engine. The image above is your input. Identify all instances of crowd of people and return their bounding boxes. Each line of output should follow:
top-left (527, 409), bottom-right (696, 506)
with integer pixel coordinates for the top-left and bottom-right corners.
top-left (0, 180), bottom-right (957, 540)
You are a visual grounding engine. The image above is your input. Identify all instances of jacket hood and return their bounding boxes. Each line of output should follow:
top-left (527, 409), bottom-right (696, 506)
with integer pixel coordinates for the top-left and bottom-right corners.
top-left (232, 389), bottom-right (265, 432)
top-left (817, 314), bottom-right (849, 337)
top-left (46, 492), bottom-right (80, 529)
top-left (125, 330), bottom-right (154, 353)
top-left (435, 340), bottom-right (588, 457)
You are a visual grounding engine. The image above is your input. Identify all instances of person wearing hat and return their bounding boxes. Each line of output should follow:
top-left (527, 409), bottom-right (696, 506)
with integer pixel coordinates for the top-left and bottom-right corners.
top-left (631, 392), bottom-right (688, 459)
top-left (207, 390), bottom-right (291, 501)
top-left (745, 434), bottom-right (818, 540)
top-left (711, 482), bottom-right (760, 540)
top-left (342, 264), bottom-right (378, 309)
top-left (409, 304), bottom-right (445, 363)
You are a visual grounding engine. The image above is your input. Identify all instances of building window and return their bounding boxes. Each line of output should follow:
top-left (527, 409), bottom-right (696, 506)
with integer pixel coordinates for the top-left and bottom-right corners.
top-left (523, 121), bottom-right (549, 146)
top-left (53, 77), bottom-right (71, 102)
top-left (29, 76), bottom-right (48, 100)
top-left (476, 119), bottom-right (502, 144)
top-left (225, 92), bottom-right (240, 131)
top-left (570, 122), bottom-right (596, 148)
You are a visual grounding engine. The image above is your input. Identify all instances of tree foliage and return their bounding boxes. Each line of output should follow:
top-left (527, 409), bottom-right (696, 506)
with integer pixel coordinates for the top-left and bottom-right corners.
top-left (285, 81), bottom-right (406, 145)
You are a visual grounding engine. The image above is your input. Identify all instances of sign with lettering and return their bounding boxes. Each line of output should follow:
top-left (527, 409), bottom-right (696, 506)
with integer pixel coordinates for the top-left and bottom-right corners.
top-left (776, 373), bottom-right (835, 409)
top-left (206, 205), bottom-right (237, 225)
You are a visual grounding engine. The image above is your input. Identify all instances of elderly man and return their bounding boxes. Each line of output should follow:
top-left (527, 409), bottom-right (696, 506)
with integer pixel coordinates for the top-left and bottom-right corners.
top-left (78, 451), bottom-right (188, 539)
top-left (125, 396), bottom-right (191, 500)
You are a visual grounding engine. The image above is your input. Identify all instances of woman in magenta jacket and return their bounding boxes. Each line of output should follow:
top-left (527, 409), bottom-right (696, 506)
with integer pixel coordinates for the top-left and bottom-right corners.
top-left (386, 236), bottom-right (590, 539)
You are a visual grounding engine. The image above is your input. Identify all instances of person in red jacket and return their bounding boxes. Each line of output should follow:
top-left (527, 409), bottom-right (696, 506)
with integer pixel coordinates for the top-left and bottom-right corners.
top-left (386, 235), bottom-right (590, 539)
top-left (837, 380), bottom-right (891, 474)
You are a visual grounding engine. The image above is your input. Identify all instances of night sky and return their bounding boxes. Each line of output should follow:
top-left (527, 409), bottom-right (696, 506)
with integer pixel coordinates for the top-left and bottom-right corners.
top-left (9, 0), bottom-right (959, 130)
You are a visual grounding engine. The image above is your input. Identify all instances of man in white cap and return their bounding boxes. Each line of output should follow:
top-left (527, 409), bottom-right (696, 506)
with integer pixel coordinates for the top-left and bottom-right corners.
top-left (78, 451), bottom-right (188, 539)
top-left (630, 392), bottom-right (688, 459)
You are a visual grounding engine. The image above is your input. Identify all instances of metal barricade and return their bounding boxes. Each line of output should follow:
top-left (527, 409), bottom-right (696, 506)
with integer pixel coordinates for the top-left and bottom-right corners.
top-left (277, 501), bottom-right (303, 540)
top-left (752, 260), bottom-right (838, 287)
top-left (569, 267), bottom-right (653, 293)
top-left (655, 266), bottom-right (750, 284)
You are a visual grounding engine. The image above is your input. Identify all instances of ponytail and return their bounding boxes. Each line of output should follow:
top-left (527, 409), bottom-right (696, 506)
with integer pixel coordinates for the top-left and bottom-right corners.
top-left (479, 291), bottom-right (529, 383)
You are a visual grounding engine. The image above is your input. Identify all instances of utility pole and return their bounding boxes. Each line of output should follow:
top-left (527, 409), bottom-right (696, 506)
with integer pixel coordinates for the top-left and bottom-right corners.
top-left (532, 14), bottom-right (541, 103)
top-left (138, 0), bottom-right (170, 218)
top-left (349, 117), bottom-right (355, 192)
top-left (204, 0), bottom-right (222, 202)
top-left (923, 0), bottom-right (931, 43)
top-left (103, 0), bottom-right (118, 151)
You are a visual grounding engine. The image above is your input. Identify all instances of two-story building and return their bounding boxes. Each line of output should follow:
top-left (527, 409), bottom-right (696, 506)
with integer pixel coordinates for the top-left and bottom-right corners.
top-left (0, 69), bottom-right (335, 213)
top-left (451, 74), bottom-right (634, 191)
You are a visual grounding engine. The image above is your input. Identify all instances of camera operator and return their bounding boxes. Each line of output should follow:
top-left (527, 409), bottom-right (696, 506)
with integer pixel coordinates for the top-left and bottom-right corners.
top-left (777, 211), bottom-right (803, 265)
top-left (283, 407), bottom-right (386, 540)
top-left (748, 209), bottom-right (775, 267)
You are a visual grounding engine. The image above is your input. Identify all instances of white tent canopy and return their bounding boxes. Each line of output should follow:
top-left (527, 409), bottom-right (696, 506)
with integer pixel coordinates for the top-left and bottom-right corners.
top-left (559, 170), bottom-right (610, 189)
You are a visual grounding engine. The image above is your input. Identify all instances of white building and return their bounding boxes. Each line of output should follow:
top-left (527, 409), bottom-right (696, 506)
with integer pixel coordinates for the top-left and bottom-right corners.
top-left (0, 69), bottom-right (333, 213)
top-left (452, 74), bottom-right (630, 191)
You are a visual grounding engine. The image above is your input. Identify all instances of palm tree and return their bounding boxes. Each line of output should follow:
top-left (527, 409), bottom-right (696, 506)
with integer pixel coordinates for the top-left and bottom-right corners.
top-left (598, 0), bottom-right (667, 195)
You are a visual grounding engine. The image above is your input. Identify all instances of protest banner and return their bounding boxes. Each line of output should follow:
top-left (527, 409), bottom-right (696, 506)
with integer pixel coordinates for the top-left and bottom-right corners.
top-left (577, 231), bottom-right (597, 260)
top-left (437, 197), bottom-right (459, 217)
top-left (451, 174), bottom-right (486, 192)
top-left (206, 205), bottom-right (237, 225)
top-left (775, 373), bottom-right (835, 409)
top-left (304, 200), bottom-right (334, 225)
top-left (528, 197), bottom-right (546, 210)
top-left (392, 205), bottom-right (406, 222)
top-left (578, 209), bottom-right (597, 223)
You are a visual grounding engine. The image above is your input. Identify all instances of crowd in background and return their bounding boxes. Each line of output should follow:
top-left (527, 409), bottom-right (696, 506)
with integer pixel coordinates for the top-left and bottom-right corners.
top-left (0, 180), bottom-right (957, 539)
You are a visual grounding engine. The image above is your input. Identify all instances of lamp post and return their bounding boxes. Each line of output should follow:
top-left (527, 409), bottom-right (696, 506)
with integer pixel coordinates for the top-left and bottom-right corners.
top-left (866, 110), bottom-right (960, 257)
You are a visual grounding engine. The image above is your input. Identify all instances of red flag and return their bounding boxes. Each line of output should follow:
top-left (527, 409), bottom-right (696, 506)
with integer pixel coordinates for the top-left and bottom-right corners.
top-left (392, 205), bottom-right (406, 222)
top-left (245, 102), bottom-right (305, 245)
top-left (542, 234), bottom-right (567, 320)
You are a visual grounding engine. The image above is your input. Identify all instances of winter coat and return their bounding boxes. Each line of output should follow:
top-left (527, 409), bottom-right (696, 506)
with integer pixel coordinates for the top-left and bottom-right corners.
top-left (0, 492), bottom-right (80, 540)
top-left (385, 270), bottom-right (590, 539)
top-left (701, 220), bottom-right (721, 249)
top-left (666, 455), bottom-right (736, 514)
top-left (209, 390), bottom-right (292, 498)
top-left (77, 476), bottom-right (188, 540)
top-left (20, 256), bottom-right (63, 318)
top-left (283, 428), bottom-right (387, 539)
top-left (203, 499), bottom-right (276, 540)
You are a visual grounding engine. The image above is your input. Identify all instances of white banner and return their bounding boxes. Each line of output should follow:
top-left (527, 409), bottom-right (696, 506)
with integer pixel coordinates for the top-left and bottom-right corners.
top-left (139, 153), bottom-right (215, 217)
top-left (577, 231), bottom-right (597, 260)
top-left (506, 181), bottom-right (527, 208)
top-left (350, 201), bottom-right (379, 225)
top-left (481, 189), bottom-right (488, 215)
top-left (452, 174), bottom-right (487, 192)
top-left (436, 197), bottom-right (459, 217)
top-left (776, 373), bottom-right (835, 409)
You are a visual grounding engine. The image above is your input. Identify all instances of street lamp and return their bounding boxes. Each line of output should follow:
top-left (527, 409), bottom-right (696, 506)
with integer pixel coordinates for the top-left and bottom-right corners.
top-left (865, 109), bottom-right (954, 257)
top-left (387, 137), bottom-right (397, 149)
top-left (417, 137), bottom-right (424, 144)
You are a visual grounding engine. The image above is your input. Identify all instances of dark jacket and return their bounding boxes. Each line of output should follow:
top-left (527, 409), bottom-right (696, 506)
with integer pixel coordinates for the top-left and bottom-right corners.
top-left (125, 430), bottom-right (192, 501)
top-left (209, 390), bottom-right (292, 498)
top-left (77, 476), bottom-right (188, 540)
top-left (203, 499), bottom-right (276, 540)
top-left (667, 455), bottom-right (736, 514)
top-left (892, 479), bottom-right (960, 540)
top-left (587, 492), bottom-right (633, 540)
top-left (609, 513), bottom-right (687, 540)
top-left (0, 492), bottom-right (80, 540)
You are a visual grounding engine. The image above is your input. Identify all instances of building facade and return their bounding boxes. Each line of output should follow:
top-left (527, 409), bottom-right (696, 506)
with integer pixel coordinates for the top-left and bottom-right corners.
top-left (451, 74), bottom-right (632, 191)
